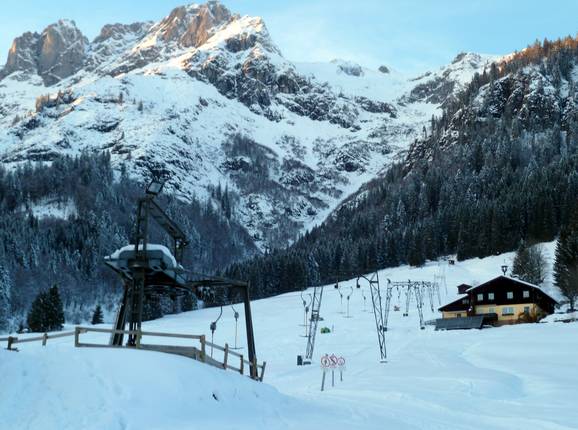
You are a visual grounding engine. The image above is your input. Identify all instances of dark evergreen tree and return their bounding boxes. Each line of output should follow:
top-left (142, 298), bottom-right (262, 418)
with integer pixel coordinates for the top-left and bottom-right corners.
top-left (91, 305), bottom-right (104, 325)
top-left (0, 264), bottom-right (11, 332)
top-left (46, 285), bottom-right (65, 331)
top-left (181, 292), bottom-right (195, 312)
top-left (554, 215), bottom-right (578, 310)
top-left (27, 285), bottom-right (65, 332)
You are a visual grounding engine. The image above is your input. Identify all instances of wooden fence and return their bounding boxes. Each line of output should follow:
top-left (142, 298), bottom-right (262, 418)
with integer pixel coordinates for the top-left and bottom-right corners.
top-left (1, 327), bottom-right (265, 381)
top-left (2, 330), bottom-right (76, 351)
top-left (75, 327), bottom-right (266, 381)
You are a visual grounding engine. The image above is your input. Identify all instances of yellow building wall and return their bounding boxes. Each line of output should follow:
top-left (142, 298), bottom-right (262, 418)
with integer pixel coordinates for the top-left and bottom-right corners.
top-left (442, 311), bottom-right (467, 319)
top-left (475, 303), bottom-right (545, 324)
top-left (442, 303), bottom-right (549, 324)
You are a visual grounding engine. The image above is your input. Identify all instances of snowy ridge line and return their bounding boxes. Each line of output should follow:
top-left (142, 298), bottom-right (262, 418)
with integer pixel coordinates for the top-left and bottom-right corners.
top-left (0, 2), bottom-right (496, 252)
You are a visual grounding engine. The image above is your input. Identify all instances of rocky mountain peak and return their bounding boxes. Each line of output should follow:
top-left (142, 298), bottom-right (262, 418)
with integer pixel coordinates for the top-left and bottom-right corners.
top-left (93, 22), bottom-right (152, 44)
top-left (331, 59), bottom-right (364, 77)
top-left (0, 19), bottom-right (87, 85)
top-left (153, 1), bottom-right (233, 48)
top-left (37, 19), bottom-right (88, 85)
top-left (2, 31), bottom-right (41, 76)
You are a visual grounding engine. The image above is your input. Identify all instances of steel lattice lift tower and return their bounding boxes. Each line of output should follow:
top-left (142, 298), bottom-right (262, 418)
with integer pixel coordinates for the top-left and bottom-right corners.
top-left (303, 284), bottom-right (324, 364)
top-left (357, 272), bottom-right (388, 362)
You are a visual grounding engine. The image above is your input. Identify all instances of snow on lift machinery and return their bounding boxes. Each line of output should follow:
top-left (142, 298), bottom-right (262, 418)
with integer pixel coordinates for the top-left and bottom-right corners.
top-left (356, 272), bottom-right (388, 363)
top-left (298, 283), bottom-right (324, 366)
top-left (300, 290), bottom-right (313, 337)
top-left (104, 176), bottom-right (261, 379)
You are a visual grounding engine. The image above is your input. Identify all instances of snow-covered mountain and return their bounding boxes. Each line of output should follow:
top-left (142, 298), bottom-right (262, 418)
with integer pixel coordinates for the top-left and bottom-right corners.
top-left (0, 1), bottom-right (498, 250)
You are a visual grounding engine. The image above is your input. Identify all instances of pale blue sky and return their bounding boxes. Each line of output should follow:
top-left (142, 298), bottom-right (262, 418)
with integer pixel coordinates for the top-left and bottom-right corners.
top-left (1, 0), bottom-right (577, 75)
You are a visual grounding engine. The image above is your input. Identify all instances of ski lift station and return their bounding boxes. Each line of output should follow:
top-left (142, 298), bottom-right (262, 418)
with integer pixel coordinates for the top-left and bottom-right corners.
top-left (99, 178), bottom-right (266, 380)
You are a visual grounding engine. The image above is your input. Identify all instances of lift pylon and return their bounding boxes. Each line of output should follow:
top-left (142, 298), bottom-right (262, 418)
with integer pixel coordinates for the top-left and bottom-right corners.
top-left (304, 285), bottom-right (324, 363)
top-left (357, 272), bottom-right (387, 362)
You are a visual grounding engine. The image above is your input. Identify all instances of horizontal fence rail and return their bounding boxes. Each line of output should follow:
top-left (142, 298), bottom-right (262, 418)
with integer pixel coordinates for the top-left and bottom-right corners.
top-left (4, 330), bottom-right (77, 350)
top-left (75, 327), bottom-right (266, 381)
top-left (3, 326), bottom-right (266, 381)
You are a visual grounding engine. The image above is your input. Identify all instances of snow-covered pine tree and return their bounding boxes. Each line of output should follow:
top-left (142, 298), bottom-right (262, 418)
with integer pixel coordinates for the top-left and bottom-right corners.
top-left (554, 216), bottom-right (578, 311)
top-left (91, 305), bottom-right (104, 325)
top-left (512, 240), bottom-right (547, 285)
top-left (0, 264), bottom-right (12, 332)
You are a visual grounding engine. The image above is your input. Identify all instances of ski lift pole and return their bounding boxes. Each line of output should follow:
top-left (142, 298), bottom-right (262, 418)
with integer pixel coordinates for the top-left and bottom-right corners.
top-left (231, 305), bottom-right (240, 349)
top-left (334, 279), bottom-right (345, 314)
top-left (345, 286), bottom-right (353, 318)
top-left (210, 306), bottom-right (223, 357)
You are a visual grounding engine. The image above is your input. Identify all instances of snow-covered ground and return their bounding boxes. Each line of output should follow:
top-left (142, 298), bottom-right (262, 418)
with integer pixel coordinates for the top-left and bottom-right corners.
top-left (1, 245), bottom-right (577, 430)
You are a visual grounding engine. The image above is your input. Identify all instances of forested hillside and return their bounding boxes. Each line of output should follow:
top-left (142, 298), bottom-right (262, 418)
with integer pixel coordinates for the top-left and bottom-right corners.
top-left (225, 37), bottom-right (578, 298)
top-left (0, 153), bottom-right (257, 330)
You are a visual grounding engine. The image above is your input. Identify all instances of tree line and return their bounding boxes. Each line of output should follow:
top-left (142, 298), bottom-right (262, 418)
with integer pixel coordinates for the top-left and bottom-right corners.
top-left (0, 152), bottom-right (257, 332)
top-left (224, 36), bottom-right (578, 307)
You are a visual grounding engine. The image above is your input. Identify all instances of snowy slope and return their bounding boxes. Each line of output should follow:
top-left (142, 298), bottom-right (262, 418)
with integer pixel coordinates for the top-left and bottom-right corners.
top-left (0, 2), bottom-right (497, 251)
top-left (2, 245), bottom-right (576, 430)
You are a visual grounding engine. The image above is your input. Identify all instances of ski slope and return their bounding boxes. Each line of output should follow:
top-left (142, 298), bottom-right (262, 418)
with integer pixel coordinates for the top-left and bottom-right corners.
top-left (1, 245), bottom-right (577, 430)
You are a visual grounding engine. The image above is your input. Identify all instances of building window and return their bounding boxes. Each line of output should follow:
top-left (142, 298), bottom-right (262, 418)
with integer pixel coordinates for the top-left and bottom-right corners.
top-left (456, 313), bottom-right (462, 318)
top-left (462, 299), bottom-right (468, 304)
top-left (507, 292), bottom-right (514, 299)
top-left (477, 293), bottom-right (484, 301)
top-left (489, 307), bottom-right (495, 314)
top-left (488, 292), bottom-right (495, 301)
top-left (524, 306), bottom-right (530, 314)
top-left (502, 307), bottom-right (514, 316)
top-left (523, 290), bottom-right (530, 299)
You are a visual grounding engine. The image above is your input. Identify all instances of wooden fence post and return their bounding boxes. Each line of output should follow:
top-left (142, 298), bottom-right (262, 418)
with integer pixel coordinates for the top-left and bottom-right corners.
top-left (239, 355), bottom-right (244, 375)
top-left (259, 362), bottom-right (267, 382)
top-left (200, 335), bottom-right (206, 362)
top-left (136, 330), bottom-right (142, 348)
top-left (252, 357), bottom-right (258, 380)
top-left (7, 336), bottom-right (17, 351)
top-left (74, 327), bottom-right (80, 347)
top-left (223, 343), bottom-right (229, 370)
top-left (42, 333), bottom-right (48, 346)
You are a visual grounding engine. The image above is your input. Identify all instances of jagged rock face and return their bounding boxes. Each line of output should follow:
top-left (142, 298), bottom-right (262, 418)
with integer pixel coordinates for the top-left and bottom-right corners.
top-left (184, 18), bottom-right (360, 128)
top-left (155, 1), bottom-right (231, 47)
top-left (407, 58), bottom-right (578, 164)
top-left (332, 60), bottom-right (364, 77)
top-left (0, 20), bottom-right (87, 85)
top-left (404, 53), bottom-right (497, 105)
top-left (86, 22), bottom-right (152, 71)
top-left (2, 32), bottom-right (41, 76)
top-left (0, 2), bottom-right (494, 252)
top-left (37, 20), bottom-right (88, 85)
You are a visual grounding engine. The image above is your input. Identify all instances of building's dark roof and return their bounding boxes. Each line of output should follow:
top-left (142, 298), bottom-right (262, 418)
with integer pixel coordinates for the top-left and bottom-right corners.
top-left (466, 276), bottom-right (558, 304)
top-left (457, 283), bottom-right (472, 294)
top-left (438, 294), bottom-right (469, 312)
